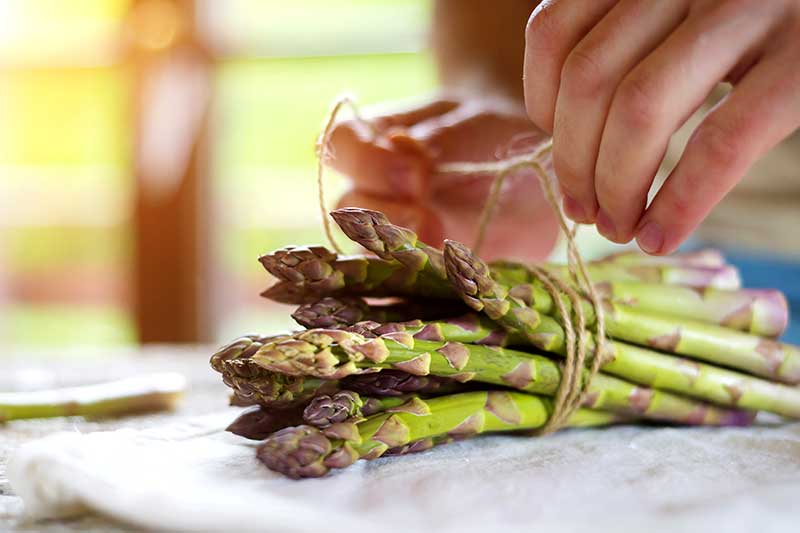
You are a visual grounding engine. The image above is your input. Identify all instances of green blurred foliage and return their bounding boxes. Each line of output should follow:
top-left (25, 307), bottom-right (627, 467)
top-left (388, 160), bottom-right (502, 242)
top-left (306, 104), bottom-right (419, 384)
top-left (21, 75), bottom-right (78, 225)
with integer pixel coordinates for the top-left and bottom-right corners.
top-left (1, 0), bottom-right (434, 346)
top-left (215, 53), bottom-right (435, 174)
top-left (0, 67), bottom-right (130, 169)
top-left (3, 226), bottom-right (129, 275)
top-left (5, 304), bottom-right (135, 345)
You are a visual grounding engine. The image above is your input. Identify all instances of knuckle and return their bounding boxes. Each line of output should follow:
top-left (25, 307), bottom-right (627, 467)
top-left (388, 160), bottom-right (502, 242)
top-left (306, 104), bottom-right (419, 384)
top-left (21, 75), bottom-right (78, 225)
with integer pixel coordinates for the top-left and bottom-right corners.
top-left (691, 120), bottom-right (743, 168)
top-left (614, 73), bottom-right (663, 130)
top-left (562, 48), bottom-right (607, 97)
top-left (664, 186), bottom-right (695, 221)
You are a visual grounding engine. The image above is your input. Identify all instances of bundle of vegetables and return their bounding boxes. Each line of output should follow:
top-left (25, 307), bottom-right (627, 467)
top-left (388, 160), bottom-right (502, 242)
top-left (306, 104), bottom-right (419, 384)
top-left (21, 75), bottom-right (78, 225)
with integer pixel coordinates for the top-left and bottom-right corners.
top-left (210, 207), bottom-right (800, 479)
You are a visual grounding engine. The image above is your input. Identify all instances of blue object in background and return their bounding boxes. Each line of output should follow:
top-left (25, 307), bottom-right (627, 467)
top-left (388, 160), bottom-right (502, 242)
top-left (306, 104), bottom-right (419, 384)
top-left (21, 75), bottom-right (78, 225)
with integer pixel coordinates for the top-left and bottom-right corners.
top-left (690, 243), bottom-right (800, 344)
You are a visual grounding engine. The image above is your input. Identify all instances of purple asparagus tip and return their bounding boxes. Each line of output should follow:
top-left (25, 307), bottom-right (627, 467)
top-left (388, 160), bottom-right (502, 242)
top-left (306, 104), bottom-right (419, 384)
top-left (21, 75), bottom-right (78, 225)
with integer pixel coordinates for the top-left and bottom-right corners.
top-left (330, 208), bottom-right (391, 254)
top-left (258, 245), bottom-right (338, 282)
top-left (292, 296), bottom-right (370, 328)
top-left (726, 410), bottom-right (758, 428)
top-left (303, 391), bottom-right (364, 428)
top-left (257, 426), bottom-right (333, 479)
top-left (752, 289), bottom-right (789, 338)
top-left (210, 334), bottom-right (272, 373)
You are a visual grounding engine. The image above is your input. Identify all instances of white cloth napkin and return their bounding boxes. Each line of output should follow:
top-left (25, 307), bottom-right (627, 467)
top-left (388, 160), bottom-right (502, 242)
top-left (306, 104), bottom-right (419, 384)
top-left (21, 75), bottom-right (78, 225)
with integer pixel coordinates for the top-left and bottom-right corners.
top-left (9, 411), bottom-right (800, 532)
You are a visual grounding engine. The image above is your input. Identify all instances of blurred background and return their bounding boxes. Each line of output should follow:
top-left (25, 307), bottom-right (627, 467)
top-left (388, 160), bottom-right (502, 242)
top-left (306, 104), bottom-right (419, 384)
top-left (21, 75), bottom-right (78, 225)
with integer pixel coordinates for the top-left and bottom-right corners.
top-left (0, 0), bottom-right (436, 346)
top-left (1, 0), bottom-right (798, 348)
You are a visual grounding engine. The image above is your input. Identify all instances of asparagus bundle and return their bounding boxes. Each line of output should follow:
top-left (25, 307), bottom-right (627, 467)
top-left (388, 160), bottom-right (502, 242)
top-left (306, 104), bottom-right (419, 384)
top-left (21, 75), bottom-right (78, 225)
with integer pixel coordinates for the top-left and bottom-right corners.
top-left (211, 207), bottom-right (800, 479)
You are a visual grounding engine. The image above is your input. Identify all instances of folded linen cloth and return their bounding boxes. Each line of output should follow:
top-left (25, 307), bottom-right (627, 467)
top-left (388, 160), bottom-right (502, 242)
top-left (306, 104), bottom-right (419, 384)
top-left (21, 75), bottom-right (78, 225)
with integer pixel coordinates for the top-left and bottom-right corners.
top-left (8, 411), bottom-right (800, 532)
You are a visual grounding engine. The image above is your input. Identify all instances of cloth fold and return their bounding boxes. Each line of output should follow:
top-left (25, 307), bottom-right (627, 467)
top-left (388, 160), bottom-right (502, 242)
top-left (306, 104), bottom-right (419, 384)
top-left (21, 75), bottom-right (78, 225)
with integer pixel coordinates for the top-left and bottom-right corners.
top-left (8, 411), bottom-right (800, 532)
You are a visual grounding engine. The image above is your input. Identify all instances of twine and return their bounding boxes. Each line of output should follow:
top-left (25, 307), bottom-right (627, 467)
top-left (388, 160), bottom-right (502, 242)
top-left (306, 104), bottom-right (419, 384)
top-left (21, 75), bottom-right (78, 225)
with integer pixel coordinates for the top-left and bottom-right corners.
top-left (315, 95), bottom-right (610, 433)
top-left (315, 94), bottom-right (376, 254)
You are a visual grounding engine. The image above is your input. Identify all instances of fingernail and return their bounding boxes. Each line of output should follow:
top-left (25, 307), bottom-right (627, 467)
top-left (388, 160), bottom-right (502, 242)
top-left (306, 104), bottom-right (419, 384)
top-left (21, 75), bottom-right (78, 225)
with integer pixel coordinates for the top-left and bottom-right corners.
top-left (562, 195), bottom-right (586, 222)
top-left (636, 220), bottom-right (664, 254)
top-left (596, 209), bottom-right (617, 241)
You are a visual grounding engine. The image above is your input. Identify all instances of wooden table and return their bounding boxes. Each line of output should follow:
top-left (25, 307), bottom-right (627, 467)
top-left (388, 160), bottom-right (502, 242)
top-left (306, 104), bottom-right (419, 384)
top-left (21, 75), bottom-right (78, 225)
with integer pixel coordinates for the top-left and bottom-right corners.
top-left (1, 345), bottom-right (228, 531)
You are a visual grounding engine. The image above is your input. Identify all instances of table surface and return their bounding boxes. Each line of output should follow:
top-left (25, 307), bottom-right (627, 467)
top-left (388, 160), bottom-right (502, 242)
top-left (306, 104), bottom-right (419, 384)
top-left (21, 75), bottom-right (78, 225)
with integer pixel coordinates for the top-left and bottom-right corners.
top-left (1, 345), bottom-right (229, 531)
top-left (4, 345), bottom-right (800, 532)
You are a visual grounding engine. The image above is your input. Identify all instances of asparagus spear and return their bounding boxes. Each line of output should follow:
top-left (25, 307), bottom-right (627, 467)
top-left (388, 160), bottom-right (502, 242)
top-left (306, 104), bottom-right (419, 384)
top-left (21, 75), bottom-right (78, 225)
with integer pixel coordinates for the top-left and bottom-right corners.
top-left (260, 245), bottom-right (455, 302)
top-left (502, 260), bottom-right (740, 290)
top-left (329, 207), bottom-right (741, 290)
top-left (593, 281), bottom-right (788, 337)
top-left (596, 248), bottom-right (726, 268)
top-left (225, 390), bottom-right (407, 439)
top-left (211, 335), bottom-right (338, 406)
top-left (342, 369), bottom-right (466, 397)
top-left (251, 329), bottom-right (753, 426)
top-left (445, 239), bottom-right (800, 385)
top-left (292, 296), bottom-right (467, 329)
top-left (257, 391), bottom-right (628, 479)
top-left (491, 267), bottom-right (782, 337)
top-left (346, 315), bottom-right (527, 347)
top-left (0, 373), bottom-right (185, 422)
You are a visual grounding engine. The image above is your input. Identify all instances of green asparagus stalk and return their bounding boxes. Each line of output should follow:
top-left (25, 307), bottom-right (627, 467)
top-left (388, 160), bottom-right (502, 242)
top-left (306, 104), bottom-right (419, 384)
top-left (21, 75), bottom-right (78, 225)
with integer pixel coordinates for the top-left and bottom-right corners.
top-left (487, 264), bottom-right (779, 339)
top-left (257, 391), bottom-right (628, 479)
top-left (292, 296), bottom-right (467, 329)
top-left (342, 369), bottom-right (466, 397)
top-left (382, 435), bottom-right (455, 457)
top-left (443, 240), bottom-right (800, 417)
top-left (490, 267), bottom-right (782, 337)
top-left (329, 207), bottom-right (741, 290)
top-left (445, 239), bottom-right (800, 385)
top-left (593, 281), bottom-right (788, 337)
top-left (498, 260), bottom-right (741, 290)
top-left (0, 373), bottom-right (185, 422)
top-left (597, 248), bottom-right (726, 268)
top-left (251, 329), bottom-right (753, 426)
top-left (346, 315), bottom-right (527, 347)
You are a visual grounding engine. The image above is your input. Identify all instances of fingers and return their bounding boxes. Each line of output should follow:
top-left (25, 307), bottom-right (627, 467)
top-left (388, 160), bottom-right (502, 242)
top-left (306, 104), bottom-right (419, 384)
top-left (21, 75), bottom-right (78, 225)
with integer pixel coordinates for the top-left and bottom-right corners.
top-left (326, 98), bottom-right (457, 199)
top-left (636, 42), bottom-right (800, 255)
top-left (365, 98), bottom-right (459, 130)
top-left (326, 123), bottom-right (429, 199)
top-left (552, 0), bottom-right (689, 223)
top-left (593, 1), bottom-right (779, 243)
top-left (523, 0), bottom-right (618, 134)
top-left (409, 99), bottom-right (538, 164)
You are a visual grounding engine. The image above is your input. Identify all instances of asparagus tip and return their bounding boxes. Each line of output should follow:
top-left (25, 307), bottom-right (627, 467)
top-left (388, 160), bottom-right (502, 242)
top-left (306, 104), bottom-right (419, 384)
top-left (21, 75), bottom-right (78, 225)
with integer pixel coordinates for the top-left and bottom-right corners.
top-left (257, 425), bottom-right (334, 479)
top-left (303, 390), bottom-right (364, 428)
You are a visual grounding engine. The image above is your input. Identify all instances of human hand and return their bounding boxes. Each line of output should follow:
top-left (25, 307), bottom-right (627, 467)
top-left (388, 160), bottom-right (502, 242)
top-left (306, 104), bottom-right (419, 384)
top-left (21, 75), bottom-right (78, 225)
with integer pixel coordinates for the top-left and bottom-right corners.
top-left (524, 0), bottom-right (800, 254)
top-left (326, 95), bottom-right (560, 261)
